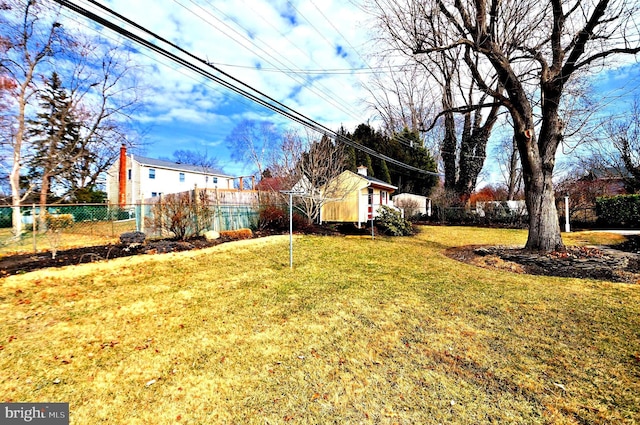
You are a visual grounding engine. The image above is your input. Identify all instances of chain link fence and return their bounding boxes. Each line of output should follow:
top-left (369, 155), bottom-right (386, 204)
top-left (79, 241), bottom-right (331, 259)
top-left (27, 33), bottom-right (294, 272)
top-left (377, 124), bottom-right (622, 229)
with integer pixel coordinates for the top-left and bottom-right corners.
top-left (0, 203), bottom-right (260, 255)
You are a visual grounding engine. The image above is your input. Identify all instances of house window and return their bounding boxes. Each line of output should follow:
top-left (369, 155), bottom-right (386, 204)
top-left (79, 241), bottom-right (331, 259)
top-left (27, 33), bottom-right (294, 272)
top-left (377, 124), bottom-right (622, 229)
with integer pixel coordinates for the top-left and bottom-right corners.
top-left (151, 192), bottom-right (158, 197)
top-left (213, 177), bottom-right (218, 184)
top-left (179, 172), bottom-right (185, 182)
top-left (149, 168), bottom-right (156, 179)
top-left (381, 191), bottom-right (387, 204)
top-left (127, 169), bottom-right (131, 180)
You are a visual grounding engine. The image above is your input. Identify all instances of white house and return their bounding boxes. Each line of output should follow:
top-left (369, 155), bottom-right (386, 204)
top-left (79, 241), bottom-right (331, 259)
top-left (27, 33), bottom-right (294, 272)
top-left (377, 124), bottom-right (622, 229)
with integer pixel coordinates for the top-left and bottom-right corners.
top-left (106, 147), bottom-right (235, 205)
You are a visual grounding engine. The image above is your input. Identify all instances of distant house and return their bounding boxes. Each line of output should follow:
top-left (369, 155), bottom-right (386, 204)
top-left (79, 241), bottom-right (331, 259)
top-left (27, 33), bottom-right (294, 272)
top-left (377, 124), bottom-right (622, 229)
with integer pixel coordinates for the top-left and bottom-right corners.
top-left (320, 166), bottom-right (397, 226)
top-left (578, 168), bottom-right (629, 196)
top-left (106, 146), bottom-right (234, 205)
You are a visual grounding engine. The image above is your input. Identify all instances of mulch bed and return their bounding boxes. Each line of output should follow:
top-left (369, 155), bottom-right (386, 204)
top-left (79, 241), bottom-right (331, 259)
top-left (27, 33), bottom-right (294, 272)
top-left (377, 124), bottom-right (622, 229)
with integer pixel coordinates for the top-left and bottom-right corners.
top-left (3, 228), bottom-right (640, 283)
top-left (445, 236), bottom-right (640, 284)
top-left (0, 225), bottom-right (344, 277)
top-left (0, 236), bottom-right (230, 277)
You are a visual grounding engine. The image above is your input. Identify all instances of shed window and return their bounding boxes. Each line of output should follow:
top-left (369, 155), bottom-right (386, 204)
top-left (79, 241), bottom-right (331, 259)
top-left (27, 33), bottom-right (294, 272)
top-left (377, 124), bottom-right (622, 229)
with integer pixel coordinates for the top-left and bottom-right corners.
top-left (149, 169), bottom-right (156, 179)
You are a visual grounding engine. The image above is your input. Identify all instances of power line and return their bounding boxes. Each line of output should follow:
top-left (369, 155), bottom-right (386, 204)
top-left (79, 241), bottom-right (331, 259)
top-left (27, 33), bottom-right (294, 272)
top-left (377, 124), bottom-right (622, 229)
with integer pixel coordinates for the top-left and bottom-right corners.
top-left (51, 0), bottom-right (442, 176)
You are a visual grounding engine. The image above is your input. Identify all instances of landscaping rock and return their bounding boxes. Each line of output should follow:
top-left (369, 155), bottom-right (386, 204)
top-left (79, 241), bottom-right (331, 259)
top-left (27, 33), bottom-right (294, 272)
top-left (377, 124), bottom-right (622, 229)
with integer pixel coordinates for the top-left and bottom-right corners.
top-left (120, 231), bottom-right (146, 246)
top-left (202, 230), bottom-right (220, 241)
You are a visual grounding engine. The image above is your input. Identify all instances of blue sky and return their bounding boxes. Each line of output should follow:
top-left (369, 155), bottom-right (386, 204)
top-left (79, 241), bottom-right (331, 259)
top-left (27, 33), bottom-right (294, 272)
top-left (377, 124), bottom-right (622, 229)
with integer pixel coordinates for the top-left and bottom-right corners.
top-left (55, 0), bottom-right (375, 176)
top-left (55, 0), bottom-right (640, 183)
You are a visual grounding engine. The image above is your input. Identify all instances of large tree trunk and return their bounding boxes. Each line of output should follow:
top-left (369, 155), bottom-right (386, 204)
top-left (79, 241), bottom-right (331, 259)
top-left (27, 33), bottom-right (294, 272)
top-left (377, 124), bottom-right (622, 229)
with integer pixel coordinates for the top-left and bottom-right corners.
top-left (441, 83), bottom-right (457, 192)
top-left (523, 166), bottom-right (563, 251)
top-left (38, 174), bottom-right (52, 230)
top-left (516, 117), bottom-right (564, 252)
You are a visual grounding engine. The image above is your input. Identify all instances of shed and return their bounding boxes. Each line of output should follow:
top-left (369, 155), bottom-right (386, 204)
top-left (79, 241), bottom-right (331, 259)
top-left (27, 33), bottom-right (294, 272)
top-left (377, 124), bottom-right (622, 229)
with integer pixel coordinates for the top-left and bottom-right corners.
top-left (320, 167), bottom-right (397, 226)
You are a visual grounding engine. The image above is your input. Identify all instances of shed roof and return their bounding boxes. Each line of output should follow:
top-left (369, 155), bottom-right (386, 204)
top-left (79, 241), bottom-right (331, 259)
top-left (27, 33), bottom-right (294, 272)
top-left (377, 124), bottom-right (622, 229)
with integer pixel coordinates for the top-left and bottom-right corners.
top-left (356, 172), bottom-right (397, 191)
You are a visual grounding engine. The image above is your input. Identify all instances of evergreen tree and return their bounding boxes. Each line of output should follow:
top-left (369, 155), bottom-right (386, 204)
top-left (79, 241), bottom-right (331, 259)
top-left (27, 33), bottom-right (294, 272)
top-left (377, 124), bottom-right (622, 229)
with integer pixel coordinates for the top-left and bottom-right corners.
top-left (378, 159), bottom-right (392, 184)
top-left (349, 123), bottom-right (439, 195)
top-left (26, 72), bottom-right (82, 212)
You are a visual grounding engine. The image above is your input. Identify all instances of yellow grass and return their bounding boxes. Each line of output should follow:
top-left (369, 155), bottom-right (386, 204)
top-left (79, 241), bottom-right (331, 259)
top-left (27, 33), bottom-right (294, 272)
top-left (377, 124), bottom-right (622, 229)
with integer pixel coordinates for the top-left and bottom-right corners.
top-left (0, 220), bottom-right (137, 256)
top-left (0, 227), bottom-right (638, 424)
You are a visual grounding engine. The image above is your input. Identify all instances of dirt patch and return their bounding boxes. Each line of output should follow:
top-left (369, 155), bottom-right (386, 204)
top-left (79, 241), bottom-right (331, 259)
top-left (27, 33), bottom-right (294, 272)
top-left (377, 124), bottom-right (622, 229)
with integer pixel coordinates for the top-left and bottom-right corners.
top-left (445, 239), bottom-right (640, 284)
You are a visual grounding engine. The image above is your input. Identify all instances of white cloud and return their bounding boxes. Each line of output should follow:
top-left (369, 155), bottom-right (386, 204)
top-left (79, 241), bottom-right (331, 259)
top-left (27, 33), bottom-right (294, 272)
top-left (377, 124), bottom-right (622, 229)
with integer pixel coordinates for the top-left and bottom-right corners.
top-left (61, 0), bottom-right (378, 170)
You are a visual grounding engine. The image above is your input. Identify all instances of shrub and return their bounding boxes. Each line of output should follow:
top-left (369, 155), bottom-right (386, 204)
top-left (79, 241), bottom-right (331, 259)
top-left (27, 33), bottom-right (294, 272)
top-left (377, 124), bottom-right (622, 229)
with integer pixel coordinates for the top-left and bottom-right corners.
top-left (394, 197), bottom-right (422, 220)
top-left (292, 212), bottom-right (313, 232)
top-left (220, 228), bottom-right (253, 240)
top-left (150, 192), bottom-right (215, 240)
top-left (257, 205), bottom-right (287, 231)
top-left (596, 195), bottom-right (640, 228)
top-left (375, 205), bottom-right (414, 236)
top-left (45, 213), bottom-right (74, 259)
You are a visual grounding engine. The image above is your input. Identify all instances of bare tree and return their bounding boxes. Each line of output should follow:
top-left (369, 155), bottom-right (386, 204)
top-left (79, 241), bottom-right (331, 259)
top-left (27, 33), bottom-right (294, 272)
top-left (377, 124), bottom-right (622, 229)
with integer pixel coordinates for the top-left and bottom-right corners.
top-left (162, 149), bottom-right (225, 174)
top-left (494, 136), bottom-right (523, 200)
top-left (0, 0), bottom-right (66, 236)
top-left (0, 1), bottom-right (142, 237)
top-left (368, 4), bottom-right (501, 203)
top-left (269, 129), bottom-right (351, 223)
top-left (368, 0), bottom-right (640, 251)
top-left (57, 40), bottom-right (143, 201)
top-left (365, 62), bottom-right (437, 136)
top-left (226, 119), bottom-right (280, 178)
top-left (583, 98), bottom-right (640, 193)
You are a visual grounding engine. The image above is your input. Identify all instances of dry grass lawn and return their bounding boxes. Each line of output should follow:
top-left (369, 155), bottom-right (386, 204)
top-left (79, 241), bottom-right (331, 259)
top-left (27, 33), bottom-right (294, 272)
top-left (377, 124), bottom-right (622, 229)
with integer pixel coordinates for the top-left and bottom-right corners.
top-left (0, 219), bottom-right (137, 256)
top-left (0, 226), bottom-right (639, 424)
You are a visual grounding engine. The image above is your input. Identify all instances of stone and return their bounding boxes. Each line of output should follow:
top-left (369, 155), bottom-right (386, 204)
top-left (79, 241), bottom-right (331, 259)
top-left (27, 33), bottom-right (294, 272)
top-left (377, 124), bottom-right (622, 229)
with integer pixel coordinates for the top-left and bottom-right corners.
top-left (120, 231), bottom-right (146, 246)
top-left (203, 230), bottom-right (220, 241)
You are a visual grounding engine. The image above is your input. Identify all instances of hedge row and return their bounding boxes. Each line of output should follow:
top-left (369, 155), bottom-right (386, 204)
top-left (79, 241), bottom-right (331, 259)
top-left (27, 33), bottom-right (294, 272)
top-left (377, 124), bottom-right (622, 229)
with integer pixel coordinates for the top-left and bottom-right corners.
top-left (596, 195), bottom-right (640, 228)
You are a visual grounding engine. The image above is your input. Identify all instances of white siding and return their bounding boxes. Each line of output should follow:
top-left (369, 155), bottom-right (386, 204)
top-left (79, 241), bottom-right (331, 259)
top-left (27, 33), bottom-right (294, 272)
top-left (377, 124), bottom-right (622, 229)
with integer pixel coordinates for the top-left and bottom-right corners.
top-left (106, 157), bottom-right (234, 204)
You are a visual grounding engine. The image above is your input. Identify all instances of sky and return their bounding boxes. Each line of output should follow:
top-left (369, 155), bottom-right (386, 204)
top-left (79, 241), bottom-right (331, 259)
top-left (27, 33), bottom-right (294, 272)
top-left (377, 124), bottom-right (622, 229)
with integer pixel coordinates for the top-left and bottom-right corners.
top-left (51, 0), bottom-right (640, 184)
top-left (53, 0), bottom-right (378, 177)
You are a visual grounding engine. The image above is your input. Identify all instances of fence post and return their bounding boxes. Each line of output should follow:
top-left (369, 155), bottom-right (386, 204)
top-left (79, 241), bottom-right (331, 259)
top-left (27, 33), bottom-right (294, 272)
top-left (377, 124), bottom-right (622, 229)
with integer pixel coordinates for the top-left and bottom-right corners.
top-left (32, 203), bottom-right (36, 253)
top-left (158, 194), bottom-right (164, 237)
top-left (193, 185), bottom-right (200, 234)
top-left (215, 188), bottom-right (221, 232)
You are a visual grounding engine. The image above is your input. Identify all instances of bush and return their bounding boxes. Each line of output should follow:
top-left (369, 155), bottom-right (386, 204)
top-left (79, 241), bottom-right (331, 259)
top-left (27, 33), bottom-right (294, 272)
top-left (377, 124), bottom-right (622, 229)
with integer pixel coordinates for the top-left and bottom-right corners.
top-left (45, 213), bottom-right (74, 259)
top-left (220, 228), bottom-right (253, 240)
top-left (375, 205), bottom-right (414, 236)
top-left (150, 192), bottom-right (215, 240)
top-left (596, 195), bottom-right (640, 228)
top-left (257, 206), bottom-right (287, 231)
top-left (292, 212), bottom-right (313, 232)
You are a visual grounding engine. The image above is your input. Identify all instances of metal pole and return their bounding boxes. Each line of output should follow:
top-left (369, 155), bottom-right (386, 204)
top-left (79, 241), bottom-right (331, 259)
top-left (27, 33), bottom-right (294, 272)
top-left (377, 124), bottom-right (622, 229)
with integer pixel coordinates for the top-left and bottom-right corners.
top-left (289, 192), bottom-right (293, 269)
top-left (564, 195), bottom-right (571, 233)
top-left (32, 203), bottom-right (36, 253)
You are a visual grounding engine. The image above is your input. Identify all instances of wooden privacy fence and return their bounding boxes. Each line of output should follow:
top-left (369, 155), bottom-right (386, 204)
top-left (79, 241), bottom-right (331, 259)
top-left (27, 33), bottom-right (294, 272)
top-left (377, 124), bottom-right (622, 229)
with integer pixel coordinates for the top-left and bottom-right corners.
top-left (141, 188), bottom-right (285, 235)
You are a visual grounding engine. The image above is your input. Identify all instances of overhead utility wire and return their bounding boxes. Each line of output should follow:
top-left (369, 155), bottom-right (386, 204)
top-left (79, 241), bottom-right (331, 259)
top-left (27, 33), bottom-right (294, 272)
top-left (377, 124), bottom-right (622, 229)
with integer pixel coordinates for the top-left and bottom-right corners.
top-left (52, 0), bottom-right (441, 176)
top-left (181, 0), bottom-right (364, 125)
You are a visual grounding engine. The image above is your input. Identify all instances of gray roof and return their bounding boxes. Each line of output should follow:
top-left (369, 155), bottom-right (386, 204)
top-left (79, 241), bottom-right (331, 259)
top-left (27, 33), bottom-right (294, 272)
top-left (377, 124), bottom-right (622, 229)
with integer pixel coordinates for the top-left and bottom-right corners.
top-left (358, 173), bottom-right (398, 190)
top-left (133, 155), bottom-right (233, 178)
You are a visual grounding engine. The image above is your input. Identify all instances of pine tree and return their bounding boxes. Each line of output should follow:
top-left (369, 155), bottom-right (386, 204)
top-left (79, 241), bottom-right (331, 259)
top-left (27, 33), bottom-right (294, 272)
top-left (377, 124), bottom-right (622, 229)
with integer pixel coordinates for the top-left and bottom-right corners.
top-left (26, 72), bottom-right (82, 222)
